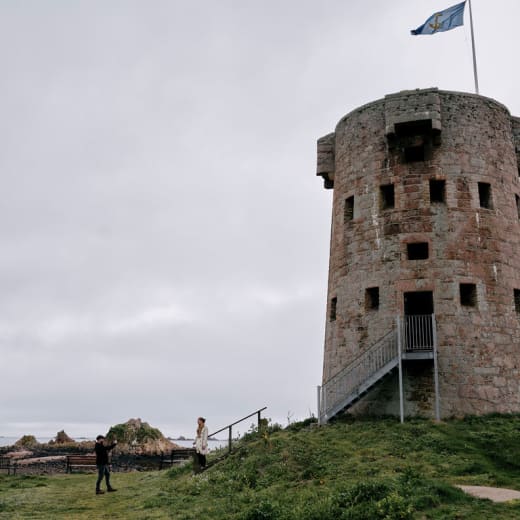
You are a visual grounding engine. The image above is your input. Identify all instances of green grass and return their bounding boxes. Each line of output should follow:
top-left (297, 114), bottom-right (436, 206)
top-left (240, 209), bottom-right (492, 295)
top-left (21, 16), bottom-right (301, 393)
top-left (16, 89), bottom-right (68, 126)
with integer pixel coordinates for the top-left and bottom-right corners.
top-left (2, 415), bottom-right (520, 519)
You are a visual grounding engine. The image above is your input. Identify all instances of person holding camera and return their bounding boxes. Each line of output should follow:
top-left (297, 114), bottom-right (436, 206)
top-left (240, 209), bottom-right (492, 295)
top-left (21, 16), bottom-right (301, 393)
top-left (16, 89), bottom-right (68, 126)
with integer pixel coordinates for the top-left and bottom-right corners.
top-left (95, 435), bottom-right (117, 495)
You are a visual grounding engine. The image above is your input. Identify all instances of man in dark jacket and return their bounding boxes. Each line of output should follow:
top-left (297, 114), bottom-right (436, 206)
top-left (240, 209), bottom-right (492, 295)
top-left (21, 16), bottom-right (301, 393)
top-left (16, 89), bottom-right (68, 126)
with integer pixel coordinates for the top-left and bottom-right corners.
top-left (95, 435), bottom-right (117, 495)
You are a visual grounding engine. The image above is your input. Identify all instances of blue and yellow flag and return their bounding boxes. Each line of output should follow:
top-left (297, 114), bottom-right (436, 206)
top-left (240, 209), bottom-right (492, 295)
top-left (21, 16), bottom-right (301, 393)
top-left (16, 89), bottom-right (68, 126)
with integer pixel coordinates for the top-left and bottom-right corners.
top-left (411, 1), bottom-right (466, 36)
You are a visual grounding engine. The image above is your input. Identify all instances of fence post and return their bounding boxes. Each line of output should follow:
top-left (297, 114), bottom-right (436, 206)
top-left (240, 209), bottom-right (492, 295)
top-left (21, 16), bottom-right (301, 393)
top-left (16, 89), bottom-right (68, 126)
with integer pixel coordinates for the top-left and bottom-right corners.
top-left (228, 426), bottom-right (232, 454)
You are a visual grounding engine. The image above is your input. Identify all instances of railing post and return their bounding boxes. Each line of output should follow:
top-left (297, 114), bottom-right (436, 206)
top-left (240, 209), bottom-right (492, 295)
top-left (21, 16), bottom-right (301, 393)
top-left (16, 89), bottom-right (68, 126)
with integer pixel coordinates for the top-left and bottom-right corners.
top-left (322, 383), bottom-right (327, 423)
top-left (257, 410), bottom-right (261, 430)
top-left (317, 385), bottom-right (322, 425)
top-left (397, 315), bottom-right (404, 424)
top-left (432, 314), bottom-right (441, 422)
top-left (228, 426), bottom-right (232, 454)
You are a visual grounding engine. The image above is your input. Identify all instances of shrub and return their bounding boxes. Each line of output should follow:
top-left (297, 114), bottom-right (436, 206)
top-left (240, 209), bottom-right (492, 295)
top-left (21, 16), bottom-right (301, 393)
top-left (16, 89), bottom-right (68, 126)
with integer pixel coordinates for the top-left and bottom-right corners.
top-left (375, 492), bottom-right (414, 520)
top-left (336, 481), bottom-right (391, 507)
top-left (296, 481), bottom-right (416, 520)
top-left (286, 417), bottom-right (318, 433)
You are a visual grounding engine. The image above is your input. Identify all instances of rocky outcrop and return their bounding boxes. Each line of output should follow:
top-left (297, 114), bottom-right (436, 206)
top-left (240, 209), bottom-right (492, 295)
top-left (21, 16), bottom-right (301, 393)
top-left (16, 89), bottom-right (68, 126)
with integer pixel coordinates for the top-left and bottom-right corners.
top-left (52, 430), bottom-right (74, 444)
top-left (14, 435), bottom-right (39, 449)
top-left (106, 418), bottom-right (179, 455)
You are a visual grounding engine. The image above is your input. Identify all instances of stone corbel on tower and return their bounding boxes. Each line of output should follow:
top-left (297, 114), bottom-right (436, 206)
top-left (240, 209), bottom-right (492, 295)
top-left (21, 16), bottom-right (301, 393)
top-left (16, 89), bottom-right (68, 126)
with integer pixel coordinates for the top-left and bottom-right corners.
top-left (512, 116), bottom-right (520, 174)
top-left (317, 132), bottom-right (335, 189)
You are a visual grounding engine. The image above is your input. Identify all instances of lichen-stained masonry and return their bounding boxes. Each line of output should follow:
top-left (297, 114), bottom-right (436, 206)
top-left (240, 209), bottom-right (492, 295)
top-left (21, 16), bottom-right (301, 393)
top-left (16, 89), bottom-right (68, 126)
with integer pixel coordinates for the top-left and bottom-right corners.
top-left (317, 88), bottom-right (520, 418)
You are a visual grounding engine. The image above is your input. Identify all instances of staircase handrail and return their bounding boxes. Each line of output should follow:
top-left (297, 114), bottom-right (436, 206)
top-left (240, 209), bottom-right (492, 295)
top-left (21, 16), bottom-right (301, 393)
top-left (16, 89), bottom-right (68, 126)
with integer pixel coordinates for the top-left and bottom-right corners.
top-left (322, 330), bottom-right (396, 389)
top-left (320, 329), bottom-right (398, 422)
top-left (208, 406), bottom-right (267, 454)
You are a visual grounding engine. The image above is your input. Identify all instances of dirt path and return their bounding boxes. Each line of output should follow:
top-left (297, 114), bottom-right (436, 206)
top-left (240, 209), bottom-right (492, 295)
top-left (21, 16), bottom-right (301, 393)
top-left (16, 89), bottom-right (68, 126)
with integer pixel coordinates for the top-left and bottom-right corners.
top-left (456, 485), bottom-right (520, 503)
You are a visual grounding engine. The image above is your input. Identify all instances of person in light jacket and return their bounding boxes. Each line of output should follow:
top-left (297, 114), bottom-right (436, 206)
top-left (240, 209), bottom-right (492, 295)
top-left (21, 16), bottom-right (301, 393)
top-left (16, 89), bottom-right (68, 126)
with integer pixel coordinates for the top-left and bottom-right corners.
top-left (194, 417), bottom-right (208, 470)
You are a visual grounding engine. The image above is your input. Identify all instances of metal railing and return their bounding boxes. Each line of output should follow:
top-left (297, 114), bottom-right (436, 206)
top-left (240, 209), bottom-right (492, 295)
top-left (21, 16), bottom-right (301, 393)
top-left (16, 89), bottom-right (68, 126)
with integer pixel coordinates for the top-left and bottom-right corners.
top-left (209, 407), bottom-right (267, 454)
top-left (318, 330), bottom-right (398, 424)
top-left (400, 314), bottom-right (434, 351)
top-left (318, 314), bottom-right (437, 424)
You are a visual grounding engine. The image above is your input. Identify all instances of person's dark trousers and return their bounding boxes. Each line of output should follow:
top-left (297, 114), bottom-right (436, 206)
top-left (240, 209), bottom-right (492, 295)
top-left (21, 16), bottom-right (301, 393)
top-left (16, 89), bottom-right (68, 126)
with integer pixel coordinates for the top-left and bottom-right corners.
top-left (197, 453), bottom-right (206, 469)
top-left (193, 452), bottom-right (206, 474)
top-left (96, 464), bottom-right (112, 492)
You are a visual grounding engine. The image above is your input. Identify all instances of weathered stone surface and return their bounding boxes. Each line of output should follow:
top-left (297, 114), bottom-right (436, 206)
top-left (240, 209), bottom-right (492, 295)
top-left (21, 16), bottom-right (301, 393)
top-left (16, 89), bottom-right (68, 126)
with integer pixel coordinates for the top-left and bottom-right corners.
top-left (384, 88), bottom-right (442, 137)
top-left (319, 89), bottom-right (520, 418)
top-left (316, 132), bottom-right (335, 189)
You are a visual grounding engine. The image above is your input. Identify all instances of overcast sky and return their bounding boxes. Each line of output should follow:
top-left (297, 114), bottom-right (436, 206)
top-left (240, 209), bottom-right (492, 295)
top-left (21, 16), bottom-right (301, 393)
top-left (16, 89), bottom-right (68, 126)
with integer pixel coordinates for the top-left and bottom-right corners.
top-left (1, 0), bottom-right (519, 439)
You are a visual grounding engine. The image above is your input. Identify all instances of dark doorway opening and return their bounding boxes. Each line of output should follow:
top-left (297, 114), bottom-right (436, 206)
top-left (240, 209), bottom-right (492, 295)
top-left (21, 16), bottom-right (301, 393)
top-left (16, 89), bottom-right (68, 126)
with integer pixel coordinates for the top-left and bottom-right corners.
top-left (404, 291), bottom-right (433, 315)
top-left (403, 291), bottom-right (434, 350)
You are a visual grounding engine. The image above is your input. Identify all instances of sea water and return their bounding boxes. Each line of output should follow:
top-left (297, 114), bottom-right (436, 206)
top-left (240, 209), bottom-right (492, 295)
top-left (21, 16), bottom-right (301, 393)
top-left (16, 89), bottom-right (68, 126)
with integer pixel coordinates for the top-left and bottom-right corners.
top-left (0, 436), bottom-right (225, 450)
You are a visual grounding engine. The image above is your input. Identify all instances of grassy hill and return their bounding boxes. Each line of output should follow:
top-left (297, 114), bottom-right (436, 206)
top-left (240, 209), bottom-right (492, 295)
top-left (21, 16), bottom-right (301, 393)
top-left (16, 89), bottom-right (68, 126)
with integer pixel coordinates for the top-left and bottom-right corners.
top-left (2, 415), bottom-right (520, 519)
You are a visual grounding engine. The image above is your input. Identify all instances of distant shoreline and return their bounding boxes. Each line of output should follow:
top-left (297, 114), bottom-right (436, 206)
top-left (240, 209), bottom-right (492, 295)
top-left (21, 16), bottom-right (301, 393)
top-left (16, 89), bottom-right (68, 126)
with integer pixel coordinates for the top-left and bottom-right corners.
top-left (0, 436), bottom-right (225, 449)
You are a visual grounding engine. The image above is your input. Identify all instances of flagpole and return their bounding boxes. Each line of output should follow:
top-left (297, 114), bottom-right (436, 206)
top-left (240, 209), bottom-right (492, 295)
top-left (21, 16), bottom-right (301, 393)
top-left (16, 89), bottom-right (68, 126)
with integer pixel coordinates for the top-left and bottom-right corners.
top-left (467, 0), bottom-right (480, 94)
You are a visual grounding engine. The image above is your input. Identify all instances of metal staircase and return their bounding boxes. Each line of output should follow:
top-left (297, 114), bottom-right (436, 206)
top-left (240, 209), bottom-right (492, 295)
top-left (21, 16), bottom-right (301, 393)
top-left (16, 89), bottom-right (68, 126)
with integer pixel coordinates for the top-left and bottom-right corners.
top-left (318, 314), bottom-right (439, 424)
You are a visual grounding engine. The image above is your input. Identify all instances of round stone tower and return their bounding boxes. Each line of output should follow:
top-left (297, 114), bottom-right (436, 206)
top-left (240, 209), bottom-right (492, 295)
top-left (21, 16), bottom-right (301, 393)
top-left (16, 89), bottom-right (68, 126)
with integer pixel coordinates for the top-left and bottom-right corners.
top-left (317, 88), bottom-right (520, 421)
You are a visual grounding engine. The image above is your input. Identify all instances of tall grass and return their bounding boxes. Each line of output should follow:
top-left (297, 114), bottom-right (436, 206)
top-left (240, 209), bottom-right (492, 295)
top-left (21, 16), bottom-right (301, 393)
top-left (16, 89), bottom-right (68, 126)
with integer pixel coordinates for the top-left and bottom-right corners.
top-left (2, 415), bottom-right (520, 519)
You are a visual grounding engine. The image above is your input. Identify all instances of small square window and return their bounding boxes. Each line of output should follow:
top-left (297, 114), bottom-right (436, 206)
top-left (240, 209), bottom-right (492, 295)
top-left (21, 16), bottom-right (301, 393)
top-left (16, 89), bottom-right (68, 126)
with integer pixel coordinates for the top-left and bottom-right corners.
top-left (430, 179), bottom-right (446, 203)
top-left (380, 184), bottom-right (395, 210)
top-left (514, 289), bottom-right (520, 314)
top-left (344, 196), bottom-right (354, 222)
top-left (365, 287), bottom-right (379, 310)
top-left (407, 242), bottom-right (429, 260)
top-left (330, 297), bottom-right (337, 321)
top-left (404, 144), bottom-right (425, 163)
top-left (460, 283), bottom-right (477, 307)
top-left (478, 182), bottom-right (493, 209)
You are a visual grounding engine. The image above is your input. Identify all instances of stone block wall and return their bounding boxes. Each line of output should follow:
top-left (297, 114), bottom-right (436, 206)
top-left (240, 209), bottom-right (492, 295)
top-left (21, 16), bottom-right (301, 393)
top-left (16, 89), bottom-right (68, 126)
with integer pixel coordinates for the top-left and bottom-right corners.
top-left (318, 88), bottom-right (520, 418)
